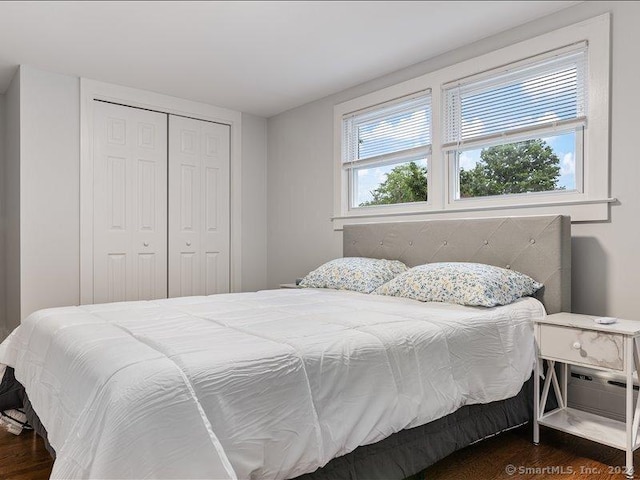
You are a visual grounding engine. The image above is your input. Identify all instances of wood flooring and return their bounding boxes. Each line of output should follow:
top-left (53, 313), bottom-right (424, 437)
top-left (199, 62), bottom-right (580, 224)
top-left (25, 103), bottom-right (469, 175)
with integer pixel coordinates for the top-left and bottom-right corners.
top-left (0, 424), bottom-right (638, 479)
top-left (0, 428), bottom-right (54, 480)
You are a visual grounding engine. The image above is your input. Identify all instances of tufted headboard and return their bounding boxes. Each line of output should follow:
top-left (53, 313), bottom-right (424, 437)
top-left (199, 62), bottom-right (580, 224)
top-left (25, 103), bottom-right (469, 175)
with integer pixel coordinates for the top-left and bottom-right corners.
top-left (343, 215), bottom-right (571, 314)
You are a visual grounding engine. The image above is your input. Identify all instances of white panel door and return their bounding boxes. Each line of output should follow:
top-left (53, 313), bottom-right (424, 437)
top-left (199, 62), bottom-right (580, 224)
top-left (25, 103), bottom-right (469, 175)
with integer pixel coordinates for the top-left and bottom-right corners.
top-left (93, 101), bottom-right (168, 303)
top-left (169, 115), bottom-right (230, 296)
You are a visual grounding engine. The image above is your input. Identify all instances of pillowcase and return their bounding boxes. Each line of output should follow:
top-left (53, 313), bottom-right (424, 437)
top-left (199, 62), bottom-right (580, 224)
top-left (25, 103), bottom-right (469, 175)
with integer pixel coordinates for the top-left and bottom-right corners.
top-left (374, 262), bottom-right (542, 307)
top-left (299, 257), bottom-right (408, 294)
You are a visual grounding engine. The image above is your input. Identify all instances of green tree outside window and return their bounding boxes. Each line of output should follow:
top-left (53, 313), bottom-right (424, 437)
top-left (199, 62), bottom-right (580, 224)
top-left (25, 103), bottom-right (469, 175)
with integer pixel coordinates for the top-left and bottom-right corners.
top-left (359, 139), bottom-right (561, 207)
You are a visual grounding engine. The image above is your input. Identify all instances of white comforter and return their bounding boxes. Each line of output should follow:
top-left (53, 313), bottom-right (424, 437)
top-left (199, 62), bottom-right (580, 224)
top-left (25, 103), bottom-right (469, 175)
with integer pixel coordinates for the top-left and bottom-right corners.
top-left (0, 289), bottom-right (544, 479)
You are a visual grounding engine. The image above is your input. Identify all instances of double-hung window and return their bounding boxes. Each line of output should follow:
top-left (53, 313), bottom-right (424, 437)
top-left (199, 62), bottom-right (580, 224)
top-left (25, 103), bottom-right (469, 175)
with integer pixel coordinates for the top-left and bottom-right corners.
top-left (333, 14), bottom-right (610, 228)
top-left (342, 92), bottom-right (432, 209)
top-left (443, 44), bottom-right (587, 201)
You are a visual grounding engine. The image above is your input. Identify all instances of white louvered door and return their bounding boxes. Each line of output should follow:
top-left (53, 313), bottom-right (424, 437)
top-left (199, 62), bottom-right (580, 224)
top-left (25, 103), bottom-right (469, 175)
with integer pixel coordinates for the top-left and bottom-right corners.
top-left (168, 115), bottom-right (231, 297)
top-left (93, 102), bottom-right (168, 303)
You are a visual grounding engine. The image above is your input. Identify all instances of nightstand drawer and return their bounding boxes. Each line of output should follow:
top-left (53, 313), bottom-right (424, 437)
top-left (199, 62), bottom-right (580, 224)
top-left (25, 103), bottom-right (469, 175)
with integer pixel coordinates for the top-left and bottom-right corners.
top-left (539, 324), bottom-right (624, 371)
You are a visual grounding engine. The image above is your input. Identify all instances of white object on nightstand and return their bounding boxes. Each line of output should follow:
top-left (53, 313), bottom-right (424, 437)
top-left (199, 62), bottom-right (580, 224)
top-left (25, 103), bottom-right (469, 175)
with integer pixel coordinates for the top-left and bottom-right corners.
top-left (534, 313), bottom-right (640, 479)
top-left (595, 316), bottom-right (618, 324)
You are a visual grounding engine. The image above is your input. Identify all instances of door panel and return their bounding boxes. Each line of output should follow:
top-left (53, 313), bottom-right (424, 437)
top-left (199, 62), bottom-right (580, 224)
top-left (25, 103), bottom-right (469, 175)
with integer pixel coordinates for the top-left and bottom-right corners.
top-left (93, 102), bottom-right (168, 303)
top-left (205, 252), bottom-right (219, 294)
top-left (169, 116), bottom-right (230, 297)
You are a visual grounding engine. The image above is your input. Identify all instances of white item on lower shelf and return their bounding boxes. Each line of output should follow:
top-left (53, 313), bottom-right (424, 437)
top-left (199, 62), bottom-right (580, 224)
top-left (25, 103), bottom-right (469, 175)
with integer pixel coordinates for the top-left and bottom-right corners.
top-left (569, 365), bottom-right (639, 423)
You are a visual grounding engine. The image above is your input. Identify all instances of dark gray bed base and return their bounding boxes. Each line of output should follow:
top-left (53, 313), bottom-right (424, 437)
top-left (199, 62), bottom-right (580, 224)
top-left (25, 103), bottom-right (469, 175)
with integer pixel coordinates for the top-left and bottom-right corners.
top-left (23, 394), bottom-right (55, 458)
top-left (22, 376), bottom-right (535, 480)
top-left (294, 377), bottom-right (535, 480)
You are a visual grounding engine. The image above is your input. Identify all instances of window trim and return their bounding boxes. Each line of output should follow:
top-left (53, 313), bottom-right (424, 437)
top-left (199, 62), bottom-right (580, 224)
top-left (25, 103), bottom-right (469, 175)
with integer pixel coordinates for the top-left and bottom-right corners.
top-left (333, 13), bottom-right (613, 230)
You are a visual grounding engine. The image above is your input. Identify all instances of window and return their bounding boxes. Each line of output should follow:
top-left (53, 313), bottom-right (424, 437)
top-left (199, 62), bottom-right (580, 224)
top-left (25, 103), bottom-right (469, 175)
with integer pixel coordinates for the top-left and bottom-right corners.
top-left (443, 45), bottom-right (586, 201)
top-left (333, 14), bottom-right (611, 228)
top-left (342, 93), bottom-right (432, 208)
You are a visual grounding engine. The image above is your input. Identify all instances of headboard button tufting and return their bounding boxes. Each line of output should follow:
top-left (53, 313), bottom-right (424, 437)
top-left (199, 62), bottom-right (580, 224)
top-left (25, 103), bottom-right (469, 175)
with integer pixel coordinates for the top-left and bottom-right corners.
top-left (341, 215), bottom-right (570, 315)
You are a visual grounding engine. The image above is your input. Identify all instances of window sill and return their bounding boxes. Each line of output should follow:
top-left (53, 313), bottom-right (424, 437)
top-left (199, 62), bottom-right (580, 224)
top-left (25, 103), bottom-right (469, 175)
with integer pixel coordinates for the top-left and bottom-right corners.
top-left (332, 197), bottom-right (615, 231)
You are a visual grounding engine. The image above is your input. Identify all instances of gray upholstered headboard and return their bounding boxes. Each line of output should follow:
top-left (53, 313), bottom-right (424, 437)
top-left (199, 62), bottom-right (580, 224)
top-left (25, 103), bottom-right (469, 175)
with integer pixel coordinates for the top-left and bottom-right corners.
top-left (343, 215), bottom-right (571, 314)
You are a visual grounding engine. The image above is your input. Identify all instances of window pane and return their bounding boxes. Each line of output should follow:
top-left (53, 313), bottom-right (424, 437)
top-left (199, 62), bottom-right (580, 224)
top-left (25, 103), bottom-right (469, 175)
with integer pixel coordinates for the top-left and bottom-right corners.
top-left (444, 47), bottom-right (586, 145)
top-left (354, 158), bottom-right (428, 207)
top-left (456, 131), bottom-right (576, 199)
top-left (357, 103), bottom-right (431, 160)
top-left (457, 64), bottom-right (581, 140)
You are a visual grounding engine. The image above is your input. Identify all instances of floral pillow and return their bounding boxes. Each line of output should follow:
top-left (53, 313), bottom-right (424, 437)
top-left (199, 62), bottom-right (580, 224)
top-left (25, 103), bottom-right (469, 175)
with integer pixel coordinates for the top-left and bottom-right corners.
top-left (299, 257), bottom-right (408, 294)
top-left (374, 262), bottom-right (543, 307)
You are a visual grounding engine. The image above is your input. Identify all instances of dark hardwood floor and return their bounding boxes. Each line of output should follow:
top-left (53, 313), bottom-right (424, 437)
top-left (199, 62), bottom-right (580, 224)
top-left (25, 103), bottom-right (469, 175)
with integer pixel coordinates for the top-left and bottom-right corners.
top-left (0, 428), bottom-right (53, 480)
top-left (0, 424), bottom-right (638, 479)
top-left (422, 424), bottom-right (639, 479)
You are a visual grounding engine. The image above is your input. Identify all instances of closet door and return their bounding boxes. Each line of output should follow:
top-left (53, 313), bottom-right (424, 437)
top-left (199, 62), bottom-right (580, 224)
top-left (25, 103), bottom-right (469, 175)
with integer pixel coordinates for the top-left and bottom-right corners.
top-left (93, 102), bottom-right (168, 303)
top-left (168, 116), bottom-right (231, 297)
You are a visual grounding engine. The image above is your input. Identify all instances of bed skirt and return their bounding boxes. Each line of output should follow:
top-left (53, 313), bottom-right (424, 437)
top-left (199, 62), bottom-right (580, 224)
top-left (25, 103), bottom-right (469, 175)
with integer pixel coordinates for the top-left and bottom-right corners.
top-left (294, 378), bottom-right (535, 480)
top-left (16, 370), bottom-right (534, 480)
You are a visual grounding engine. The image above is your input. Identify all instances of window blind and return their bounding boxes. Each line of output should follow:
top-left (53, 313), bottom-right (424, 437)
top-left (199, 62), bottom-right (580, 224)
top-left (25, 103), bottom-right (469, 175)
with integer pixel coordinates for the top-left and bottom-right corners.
top-left (343, 92), bottom-right (431, 167)
top-left (443, 44), bottom-right (587, 150)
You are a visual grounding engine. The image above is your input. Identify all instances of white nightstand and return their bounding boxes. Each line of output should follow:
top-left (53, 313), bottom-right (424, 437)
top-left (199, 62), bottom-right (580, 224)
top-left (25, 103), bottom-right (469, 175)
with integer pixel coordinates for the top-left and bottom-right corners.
top-left (534, 313), bottom-right (640, 479)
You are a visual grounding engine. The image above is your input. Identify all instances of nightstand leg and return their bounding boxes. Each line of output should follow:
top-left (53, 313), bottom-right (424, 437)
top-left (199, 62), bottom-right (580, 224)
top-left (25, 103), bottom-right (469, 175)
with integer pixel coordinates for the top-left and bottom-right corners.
top-left (562, 363), bottom-right (568, 408)
top-left (533, 357), bottom-right (540, 445)
top-left (626, 337), bottom-right (634, 479)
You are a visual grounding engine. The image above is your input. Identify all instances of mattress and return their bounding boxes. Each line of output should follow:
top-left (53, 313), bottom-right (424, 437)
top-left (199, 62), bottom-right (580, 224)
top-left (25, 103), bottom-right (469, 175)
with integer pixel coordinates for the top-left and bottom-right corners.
top-left (0, 289), bottom-right (545, 479)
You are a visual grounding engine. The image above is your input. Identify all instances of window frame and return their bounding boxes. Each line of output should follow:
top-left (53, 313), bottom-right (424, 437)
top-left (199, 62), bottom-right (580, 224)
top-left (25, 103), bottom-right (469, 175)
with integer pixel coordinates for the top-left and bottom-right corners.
top-left (342, 91), bottom-right (433, 211)
top-left (333, 14), bottom-right (611, 230)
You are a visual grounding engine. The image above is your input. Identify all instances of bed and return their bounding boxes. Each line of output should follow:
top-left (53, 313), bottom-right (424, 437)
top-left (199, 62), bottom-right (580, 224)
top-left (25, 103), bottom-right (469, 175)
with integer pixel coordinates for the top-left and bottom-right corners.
top-left (0, 214), bottom-right (571, 480)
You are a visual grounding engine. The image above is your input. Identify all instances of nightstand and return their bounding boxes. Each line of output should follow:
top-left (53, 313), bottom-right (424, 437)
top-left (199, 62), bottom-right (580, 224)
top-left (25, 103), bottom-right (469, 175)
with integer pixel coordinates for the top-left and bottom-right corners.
top-left (534, 313), bottom-right (640, 479)
top-left (279, 283), bottom-right (301, 289)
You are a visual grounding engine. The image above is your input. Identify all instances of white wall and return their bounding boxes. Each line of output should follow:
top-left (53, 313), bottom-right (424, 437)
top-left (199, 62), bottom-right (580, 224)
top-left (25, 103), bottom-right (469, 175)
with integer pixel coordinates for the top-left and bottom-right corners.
top-left (20, 66), bottom-right (80, 320)
top-left (0, 67), bottom-right (268, 338)
top-left (241, 113), bottom-right (268, 291)
top-left (4, 70), bottom-right (20, 336)
top-left (266, 1), bottom-right (640, 319)
top-left (267, 98), bottom-right (342, 287)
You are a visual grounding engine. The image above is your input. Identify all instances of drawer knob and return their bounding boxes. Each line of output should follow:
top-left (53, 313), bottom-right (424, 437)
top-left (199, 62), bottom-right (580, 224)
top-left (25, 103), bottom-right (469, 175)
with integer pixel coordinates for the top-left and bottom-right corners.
top-left (572, 341), bottom-right (582, 350)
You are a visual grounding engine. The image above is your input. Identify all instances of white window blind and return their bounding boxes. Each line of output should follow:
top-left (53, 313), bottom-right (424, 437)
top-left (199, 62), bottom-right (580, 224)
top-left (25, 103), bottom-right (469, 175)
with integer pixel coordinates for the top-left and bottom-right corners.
top-left (443, 44), bottom-right (587, 150)
top-left (343, 91), bottom-right (432, 168)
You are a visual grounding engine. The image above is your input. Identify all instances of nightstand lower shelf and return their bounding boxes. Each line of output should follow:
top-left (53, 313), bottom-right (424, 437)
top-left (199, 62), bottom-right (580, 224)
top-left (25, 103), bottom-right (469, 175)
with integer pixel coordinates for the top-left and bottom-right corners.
top-left (539, 407), bottom-right (640, 451)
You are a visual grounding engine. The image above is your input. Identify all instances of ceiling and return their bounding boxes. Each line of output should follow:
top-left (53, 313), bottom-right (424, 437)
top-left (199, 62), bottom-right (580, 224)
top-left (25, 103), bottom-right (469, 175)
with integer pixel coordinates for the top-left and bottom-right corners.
top-left (0, 1), bottom-right (579, 118)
